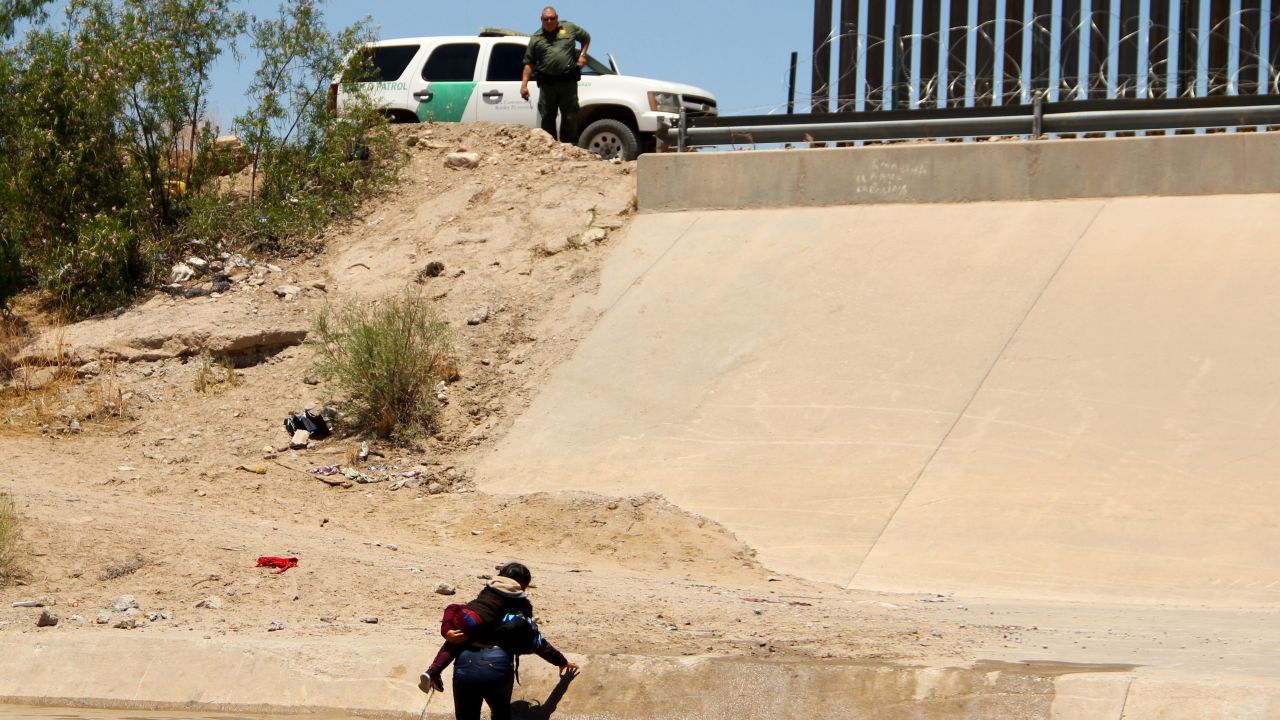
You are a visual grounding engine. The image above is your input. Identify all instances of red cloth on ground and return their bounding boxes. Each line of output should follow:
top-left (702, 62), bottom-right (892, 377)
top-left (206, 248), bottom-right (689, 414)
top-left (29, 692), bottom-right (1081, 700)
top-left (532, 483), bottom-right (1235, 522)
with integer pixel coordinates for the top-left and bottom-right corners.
top-left (256, 556), bottom-right (299, 574)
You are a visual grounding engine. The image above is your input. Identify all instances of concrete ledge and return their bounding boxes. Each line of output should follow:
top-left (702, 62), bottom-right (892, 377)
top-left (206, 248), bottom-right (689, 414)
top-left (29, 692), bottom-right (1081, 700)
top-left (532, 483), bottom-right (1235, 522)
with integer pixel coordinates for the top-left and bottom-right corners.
top-left (2, 635), bottom-right (1279, 719)
top-left (638, 132), bottom-right (1280, 211)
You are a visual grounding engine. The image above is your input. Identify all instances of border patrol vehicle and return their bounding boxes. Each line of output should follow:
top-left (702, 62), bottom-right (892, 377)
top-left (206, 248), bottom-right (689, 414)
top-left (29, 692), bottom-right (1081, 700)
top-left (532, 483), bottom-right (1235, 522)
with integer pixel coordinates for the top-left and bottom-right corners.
top-left (331, 29), bottom-right (717, 161)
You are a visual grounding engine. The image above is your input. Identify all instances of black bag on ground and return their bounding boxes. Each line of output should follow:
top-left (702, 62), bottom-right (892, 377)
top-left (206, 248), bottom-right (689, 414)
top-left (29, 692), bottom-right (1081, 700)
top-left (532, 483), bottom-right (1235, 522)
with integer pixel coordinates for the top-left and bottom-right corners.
top-left (283, 411), bottom-right (330, 439)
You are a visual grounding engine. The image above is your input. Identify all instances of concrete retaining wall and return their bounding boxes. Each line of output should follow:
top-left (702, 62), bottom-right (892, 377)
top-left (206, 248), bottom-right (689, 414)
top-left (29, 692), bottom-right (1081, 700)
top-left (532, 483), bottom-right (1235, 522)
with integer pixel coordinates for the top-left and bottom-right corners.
top-left (1, 635), bottom-right (1277, 719)
top-left (637, 132), bottom-right (1280, 211)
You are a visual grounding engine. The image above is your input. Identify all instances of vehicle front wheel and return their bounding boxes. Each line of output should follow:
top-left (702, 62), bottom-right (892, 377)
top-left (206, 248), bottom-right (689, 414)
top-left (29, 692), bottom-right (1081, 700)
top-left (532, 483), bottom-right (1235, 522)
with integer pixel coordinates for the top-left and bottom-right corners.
top-left (579, 119), bottom-right (639, 161)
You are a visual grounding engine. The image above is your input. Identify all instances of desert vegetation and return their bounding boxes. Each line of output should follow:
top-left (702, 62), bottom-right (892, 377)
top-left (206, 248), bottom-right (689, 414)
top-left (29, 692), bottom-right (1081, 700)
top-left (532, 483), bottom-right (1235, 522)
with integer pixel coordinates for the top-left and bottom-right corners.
top-left (0, 492), bottom-right (22, 586)
top-left (0, 0), bottom-right (401, 319)
top-left (311, 293), bottom-right (456, 442)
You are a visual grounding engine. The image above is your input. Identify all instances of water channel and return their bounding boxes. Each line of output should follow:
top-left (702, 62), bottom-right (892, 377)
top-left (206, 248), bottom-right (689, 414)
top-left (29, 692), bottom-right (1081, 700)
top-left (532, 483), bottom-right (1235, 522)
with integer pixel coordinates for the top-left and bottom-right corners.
top-left (0, 708), bottom-right (370, 720)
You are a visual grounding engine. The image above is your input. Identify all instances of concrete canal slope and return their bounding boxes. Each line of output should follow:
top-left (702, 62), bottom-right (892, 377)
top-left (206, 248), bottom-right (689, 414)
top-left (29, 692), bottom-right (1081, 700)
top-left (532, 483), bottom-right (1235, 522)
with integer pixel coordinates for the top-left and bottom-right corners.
top-left (2, 634), bottom-right (1278, 719)
top-left (478, 186), bottom-right (1280, 607)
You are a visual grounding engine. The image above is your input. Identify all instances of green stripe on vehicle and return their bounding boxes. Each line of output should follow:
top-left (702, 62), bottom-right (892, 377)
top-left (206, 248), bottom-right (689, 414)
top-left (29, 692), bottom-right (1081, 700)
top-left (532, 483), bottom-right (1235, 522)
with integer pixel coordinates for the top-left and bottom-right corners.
top-left (417, 82), bottom-right (477, 122)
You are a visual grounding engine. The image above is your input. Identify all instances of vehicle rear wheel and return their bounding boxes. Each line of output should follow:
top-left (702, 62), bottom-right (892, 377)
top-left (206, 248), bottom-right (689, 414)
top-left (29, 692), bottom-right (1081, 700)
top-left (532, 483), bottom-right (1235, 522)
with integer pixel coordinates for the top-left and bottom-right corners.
top-left (578, 119), bottom-right (639, 161)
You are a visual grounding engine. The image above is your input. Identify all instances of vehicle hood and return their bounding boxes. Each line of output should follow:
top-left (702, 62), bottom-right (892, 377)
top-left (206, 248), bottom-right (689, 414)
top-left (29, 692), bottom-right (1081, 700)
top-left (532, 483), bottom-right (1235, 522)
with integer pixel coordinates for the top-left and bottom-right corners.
top-left (608, 74), bottom-right (716, 100)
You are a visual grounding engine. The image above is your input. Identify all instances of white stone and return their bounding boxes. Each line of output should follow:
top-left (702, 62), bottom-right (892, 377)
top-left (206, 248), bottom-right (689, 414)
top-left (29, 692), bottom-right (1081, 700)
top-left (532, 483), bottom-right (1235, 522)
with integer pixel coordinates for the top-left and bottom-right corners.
top-left (580, 227), bottom-right (608, 244)
top-left (445, 152), bottom-right (481, 170)
top-left (170, 263), bottom-right (195, 283)
top-left (542, 237), bottom-right (570, 255)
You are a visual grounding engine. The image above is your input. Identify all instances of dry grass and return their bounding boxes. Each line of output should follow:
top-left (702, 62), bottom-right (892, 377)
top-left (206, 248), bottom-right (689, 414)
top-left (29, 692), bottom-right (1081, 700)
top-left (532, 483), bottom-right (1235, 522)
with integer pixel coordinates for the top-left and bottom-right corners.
top-left (0, 492), bottom-right (23, 586)
top-left (0, 323), bottom-right (131, 433)
top-left (0, 314), bottom-right (30, 382)
top-left (194, 354), bottom-right (240, 394)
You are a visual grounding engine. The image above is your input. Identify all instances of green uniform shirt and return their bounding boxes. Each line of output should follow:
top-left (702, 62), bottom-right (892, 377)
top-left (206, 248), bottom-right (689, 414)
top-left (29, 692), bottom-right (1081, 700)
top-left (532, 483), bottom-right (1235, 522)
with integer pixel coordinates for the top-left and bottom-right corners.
top-left (523, 21), bottom-right (590, 78)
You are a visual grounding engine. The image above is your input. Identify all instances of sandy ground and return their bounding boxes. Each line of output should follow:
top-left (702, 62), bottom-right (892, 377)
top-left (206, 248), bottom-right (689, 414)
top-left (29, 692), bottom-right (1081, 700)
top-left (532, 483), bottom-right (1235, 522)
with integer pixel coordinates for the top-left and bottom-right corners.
top-left (1, 124), bottom-right (1275, 705)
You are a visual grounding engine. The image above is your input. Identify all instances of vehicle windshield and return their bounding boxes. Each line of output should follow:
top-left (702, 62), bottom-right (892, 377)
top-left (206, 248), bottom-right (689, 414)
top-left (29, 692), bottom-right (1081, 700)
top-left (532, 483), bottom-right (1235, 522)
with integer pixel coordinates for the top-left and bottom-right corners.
top-left (582, 53), bottom-right (613, 76)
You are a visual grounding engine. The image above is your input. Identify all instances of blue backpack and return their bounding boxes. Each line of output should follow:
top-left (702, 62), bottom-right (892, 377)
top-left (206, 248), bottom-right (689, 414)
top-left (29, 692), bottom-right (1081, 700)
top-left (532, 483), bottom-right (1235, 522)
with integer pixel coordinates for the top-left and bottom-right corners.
top-left (489, 612), bottom-right (542, 655)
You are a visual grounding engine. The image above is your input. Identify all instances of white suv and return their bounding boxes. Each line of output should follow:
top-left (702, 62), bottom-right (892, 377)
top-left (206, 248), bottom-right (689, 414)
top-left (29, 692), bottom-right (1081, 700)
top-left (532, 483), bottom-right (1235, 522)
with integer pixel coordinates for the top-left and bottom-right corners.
top-left (333, 31), bottom-right (717, 160)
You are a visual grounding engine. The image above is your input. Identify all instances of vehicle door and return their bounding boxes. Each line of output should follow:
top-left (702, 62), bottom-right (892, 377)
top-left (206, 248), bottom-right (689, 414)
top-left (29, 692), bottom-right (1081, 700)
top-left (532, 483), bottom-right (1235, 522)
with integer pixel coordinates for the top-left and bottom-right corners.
top-left (474, 40), bottom-right (539, 127)
top-left (339, 43), bottom-right (421, 115)
top-left (411, 41), bottom-right (482, 123)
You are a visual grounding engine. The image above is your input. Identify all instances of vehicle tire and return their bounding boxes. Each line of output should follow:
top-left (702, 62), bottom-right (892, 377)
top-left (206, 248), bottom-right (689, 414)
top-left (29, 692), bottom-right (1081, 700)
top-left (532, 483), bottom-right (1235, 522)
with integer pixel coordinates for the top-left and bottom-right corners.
top-left (579, 119), bottom-right (639, 161)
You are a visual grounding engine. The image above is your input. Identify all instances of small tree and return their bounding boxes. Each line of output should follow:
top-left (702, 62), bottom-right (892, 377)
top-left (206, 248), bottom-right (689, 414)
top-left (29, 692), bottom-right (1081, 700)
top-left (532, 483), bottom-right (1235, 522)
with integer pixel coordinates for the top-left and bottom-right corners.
top-left (2, 26), bottom-right (139, 318)
top-left (72, 0), bottom-right (247, 231)
top-left (311, 294), bottom-right (454, 441)
top-left (226, 1), bottom-right (397, 251)
top-left (0, 49), bottom-right (24, 310)
top-left (0, 0), bottom-right (49, 39)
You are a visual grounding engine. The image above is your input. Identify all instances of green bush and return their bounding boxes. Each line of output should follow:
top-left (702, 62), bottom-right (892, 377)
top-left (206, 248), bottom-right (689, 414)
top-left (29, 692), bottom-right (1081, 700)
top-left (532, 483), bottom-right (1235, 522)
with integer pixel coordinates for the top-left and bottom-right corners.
top-left (311, 294), bottom-right (454, 442)
top-left (0, 492), bottom-right (22, 586)
top-left (35, 213), bottom-right (148, 320)
top-left (0, 232), bottom-right (21, 313)
top-left (0, 0), bottom-right (399, 318)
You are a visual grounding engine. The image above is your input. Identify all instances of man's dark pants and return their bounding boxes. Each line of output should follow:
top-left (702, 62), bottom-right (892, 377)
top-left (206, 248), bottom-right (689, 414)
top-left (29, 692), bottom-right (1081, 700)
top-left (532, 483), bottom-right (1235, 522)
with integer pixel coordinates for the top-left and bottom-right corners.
top-left (452, 647), bottom-right (515, 720)
top-left (538, 78), bottom-right (580, 144)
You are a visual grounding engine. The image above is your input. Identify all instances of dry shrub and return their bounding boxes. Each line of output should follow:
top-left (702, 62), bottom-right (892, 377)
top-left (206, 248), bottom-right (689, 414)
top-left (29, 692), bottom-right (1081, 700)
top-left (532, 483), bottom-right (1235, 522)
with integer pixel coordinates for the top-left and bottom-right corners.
top-left (194, 354), bottom-right (239, 394)
top-left (0, 327), bottom-right (130, 432)
top-left (311, 292), bottom-right (454, 441)
top-left (0, 492), bottom-right (23, 586)
top-left (0, 315), bottom-right (26, 382)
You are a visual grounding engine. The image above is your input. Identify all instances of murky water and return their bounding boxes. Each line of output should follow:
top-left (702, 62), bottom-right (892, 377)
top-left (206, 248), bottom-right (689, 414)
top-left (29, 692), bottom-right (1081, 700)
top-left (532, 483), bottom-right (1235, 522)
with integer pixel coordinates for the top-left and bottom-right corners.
top-left (0, 707), bottom-right (373, 720)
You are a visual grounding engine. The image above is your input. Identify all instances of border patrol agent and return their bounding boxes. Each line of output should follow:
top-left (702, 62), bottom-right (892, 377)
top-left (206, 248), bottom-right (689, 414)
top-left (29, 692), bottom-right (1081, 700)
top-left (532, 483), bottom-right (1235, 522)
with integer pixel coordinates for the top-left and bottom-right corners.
top-left (520, 6), bottom-right (590, 144)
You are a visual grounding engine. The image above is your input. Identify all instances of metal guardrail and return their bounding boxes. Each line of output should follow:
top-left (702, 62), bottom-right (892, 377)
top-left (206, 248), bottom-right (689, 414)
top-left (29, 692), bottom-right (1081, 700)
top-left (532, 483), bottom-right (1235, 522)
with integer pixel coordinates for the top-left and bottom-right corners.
top-left (661, 94), bottom-right (1280, 150)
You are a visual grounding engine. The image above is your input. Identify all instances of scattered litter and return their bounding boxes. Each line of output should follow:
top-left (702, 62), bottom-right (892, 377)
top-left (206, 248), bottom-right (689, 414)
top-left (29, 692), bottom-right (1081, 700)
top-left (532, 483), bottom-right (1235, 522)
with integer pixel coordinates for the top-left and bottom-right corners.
top-left (290, 429), bottom-right (311, 449)
top-left (11, 600), bottom-right (45, 608)
top-left (308, 465), bottom-right (341, 476)
top-left (268, 620), bottom-right (286, 632)
top-left (342, 468), bottom-right (385, 484)
top-left (170, 263), bottom-right (195, 283)
top-left (256, 556), bottom-right (299, 574)
top-left (235, 465), bottom-right (267, 475)
top-left (361, 616), bottom-right (380, 624)
top-left (357, 441), bottom-right (370, 461)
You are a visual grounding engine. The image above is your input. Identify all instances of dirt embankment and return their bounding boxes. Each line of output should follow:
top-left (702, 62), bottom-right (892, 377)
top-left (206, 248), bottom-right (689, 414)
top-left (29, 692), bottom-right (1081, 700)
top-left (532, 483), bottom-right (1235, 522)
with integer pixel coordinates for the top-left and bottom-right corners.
top-left (0, 123), bottom-right (1003, 689)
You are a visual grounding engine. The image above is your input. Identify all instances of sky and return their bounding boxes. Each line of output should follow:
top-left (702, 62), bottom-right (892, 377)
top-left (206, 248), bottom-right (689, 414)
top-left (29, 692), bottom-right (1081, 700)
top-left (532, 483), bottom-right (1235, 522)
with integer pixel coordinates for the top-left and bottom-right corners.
top-left (189, 0), bottom-right (818, 128)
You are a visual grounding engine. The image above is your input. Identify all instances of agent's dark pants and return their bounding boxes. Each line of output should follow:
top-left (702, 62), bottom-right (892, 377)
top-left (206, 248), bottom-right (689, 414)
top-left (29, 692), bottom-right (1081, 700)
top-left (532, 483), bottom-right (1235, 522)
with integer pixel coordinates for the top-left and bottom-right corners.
top-left (538, 79), bottom-right (580, 144)
top-left (452, 647), bottom-right (515, 720)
